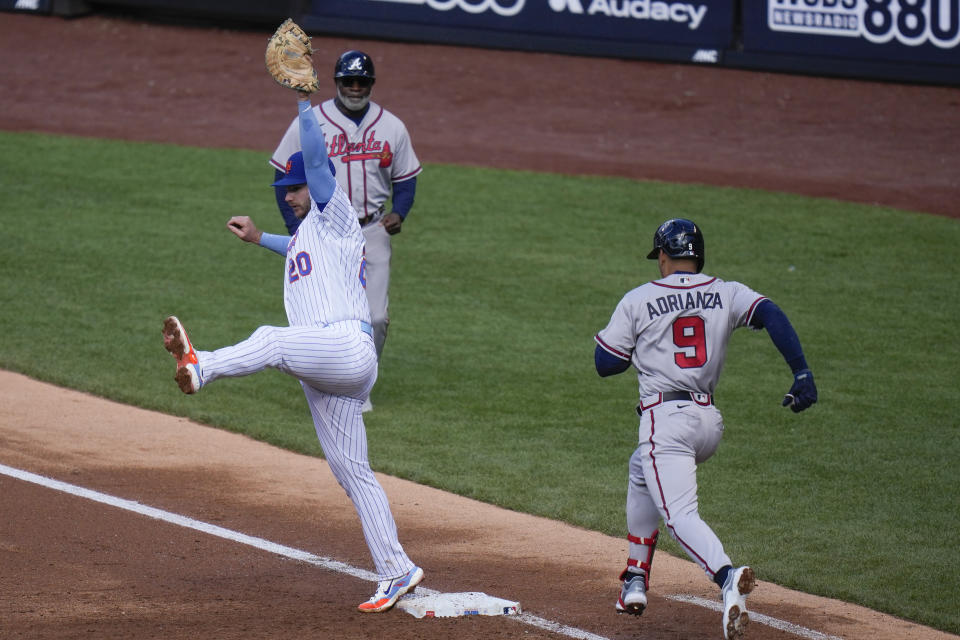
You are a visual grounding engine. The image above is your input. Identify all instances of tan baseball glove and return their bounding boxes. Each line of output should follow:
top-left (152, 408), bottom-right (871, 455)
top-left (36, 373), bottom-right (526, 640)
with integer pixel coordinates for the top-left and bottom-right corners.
top-left (265, 19), bottom-right (320, 93)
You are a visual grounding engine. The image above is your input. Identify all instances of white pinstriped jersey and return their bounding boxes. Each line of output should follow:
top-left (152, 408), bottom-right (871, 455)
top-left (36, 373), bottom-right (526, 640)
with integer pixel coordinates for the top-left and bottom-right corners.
top-left (283, 184), bottom-right (371, 328)
top-left (271, 99), bottom-right (422, 219)
top-left (595, 272), bottom-right (766, 397)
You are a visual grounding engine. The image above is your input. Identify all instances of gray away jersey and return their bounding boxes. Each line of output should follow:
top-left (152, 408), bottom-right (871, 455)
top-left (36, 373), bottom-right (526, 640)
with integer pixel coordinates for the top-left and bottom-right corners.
top-left (595, 272), bottom-right (766, 397)
top-left (271, 100), bottom-right (422, 219)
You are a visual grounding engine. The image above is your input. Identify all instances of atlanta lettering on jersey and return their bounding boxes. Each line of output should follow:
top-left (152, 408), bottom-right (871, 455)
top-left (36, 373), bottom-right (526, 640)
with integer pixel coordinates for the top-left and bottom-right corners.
top-left (647, 291), bottom-right (723, 319)
top-left (328, 129), bottom-right (393, 166)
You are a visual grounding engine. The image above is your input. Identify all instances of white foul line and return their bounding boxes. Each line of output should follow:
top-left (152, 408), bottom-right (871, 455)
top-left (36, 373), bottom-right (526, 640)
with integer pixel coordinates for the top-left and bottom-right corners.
top-left (1, 462), bottom-right (837, 640)
top-left (666, 595), bottom-right (843, 640)
top-left (0, 463), bottom-right (378, 580)
top-left (512, 613), bottom-right (611, 640)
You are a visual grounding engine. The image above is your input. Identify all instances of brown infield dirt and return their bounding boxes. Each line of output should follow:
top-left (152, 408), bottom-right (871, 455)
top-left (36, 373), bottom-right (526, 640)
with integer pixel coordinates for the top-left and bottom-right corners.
top-left (0, 11), bottom-right (958, 640)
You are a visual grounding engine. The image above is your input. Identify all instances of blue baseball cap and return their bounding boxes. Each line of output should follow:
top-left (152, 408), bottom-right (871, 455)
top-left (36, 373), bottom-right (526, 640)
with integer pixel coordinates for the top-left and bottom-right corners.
top-left (272, 152), bottom-right (307, 187)
top-left (271, 151), bottom-right (336, 187)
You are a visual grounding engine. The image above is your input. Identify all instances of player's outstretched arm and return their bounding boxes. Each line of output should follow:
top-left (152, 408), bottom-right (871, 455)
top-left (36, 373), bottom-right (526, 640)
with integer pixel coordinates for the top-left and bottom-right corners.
top-left (297, 94), bottom-right (336, 205)
top-left (751, 300), bottom-right (818, 412)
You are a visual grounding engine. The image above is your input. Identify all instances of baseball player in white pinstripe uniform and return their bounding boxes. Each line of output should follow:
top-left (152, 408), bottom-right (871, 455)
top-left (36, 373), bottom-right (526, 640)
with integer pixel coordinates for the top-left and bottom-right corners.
top-left (594, 219), bottom-right (817, 639)
top-left (270, 50), bottom-right (422, 382)
top-left (162, 90), bottom-right (422, 613)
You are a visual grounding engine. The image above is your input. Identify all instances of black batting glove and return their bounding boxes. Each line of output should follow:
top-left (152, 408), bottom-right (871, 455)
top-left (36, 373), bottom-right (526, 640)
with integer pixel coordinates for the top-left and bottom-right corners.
top-left (782, 369), bottom-right (817, 413)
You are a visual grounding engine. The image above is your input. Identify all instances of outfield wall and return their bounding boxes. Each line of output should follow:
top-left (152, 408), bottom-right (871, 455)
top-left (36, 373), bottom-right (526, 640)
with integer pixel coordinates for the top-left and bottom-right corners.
top-left (3, 0), bottom-right (958, 85)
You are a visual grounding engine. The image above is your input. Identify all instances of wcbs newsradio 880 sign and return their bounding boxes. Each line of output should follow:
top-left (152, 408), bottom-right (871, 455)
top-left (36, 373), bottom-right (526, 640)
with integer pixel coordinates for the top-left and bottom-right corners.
top-left (748, 0), bottom-right (960, 67)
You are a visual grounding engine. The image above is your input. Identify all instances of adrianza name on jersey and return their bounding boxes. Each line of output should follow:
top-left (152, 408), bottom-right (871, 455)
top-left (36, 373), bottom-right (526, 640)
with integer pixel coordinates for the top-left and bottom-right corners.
top-left (647, 291), bottom-right (723, 319)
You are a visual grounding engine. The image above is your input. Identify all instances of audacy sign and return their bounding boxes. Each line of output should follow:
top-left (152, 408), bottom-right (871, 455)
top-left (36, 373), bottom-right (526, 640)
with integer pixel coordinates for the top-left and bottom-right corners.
top-left (551, 0), bottom-right (708, 30)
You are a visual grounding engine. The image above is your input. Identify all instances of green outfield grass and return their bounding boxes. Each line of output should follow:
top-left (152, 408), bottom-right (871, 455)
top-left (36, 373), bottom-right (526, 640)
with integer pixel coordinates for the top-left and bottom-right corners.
top-left (1, 131), bottom-right (957, 633)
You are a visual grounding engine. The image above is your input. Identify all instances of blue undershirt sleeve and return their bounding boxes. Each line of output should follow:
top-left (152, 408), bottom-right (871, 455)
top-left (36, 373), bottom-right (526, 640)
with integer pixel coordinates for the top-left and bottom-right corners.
top-left (391, 177), bottom-right (416, 219)
top-left (298, 100), bottom-right (336, 204)
top-left (595, 345), bottom-right (631, 377)
top-left (751, 299), bottom-right (809, 373)
top-left (259, 232), bottom-right (290, 256)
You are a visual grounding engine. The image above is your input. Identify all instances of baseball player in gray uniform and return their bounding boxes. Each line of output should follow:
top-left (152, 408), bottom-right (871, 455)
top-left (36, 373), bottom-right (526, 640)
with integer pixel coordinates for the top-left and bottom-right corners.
top-left (594, 219), bottom-right (817, 639)
top-left (162, 89), bottom-right (422, 613)
top-left (270, 50), bottom-right (422, 391)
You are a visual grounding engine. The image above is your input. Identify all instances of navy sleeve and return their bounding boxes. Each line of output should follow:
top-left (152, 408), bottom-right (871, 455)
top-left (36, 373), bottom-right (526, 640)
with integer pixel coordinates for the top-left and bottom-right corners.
top-left (595, 345), bottom-right (631, 377)
top-left (273, 169), bottom-right (303, 234)
top-left (751, 300), bottom-right (809, 373)
top-left (391, 177), bottom-right (417, 219)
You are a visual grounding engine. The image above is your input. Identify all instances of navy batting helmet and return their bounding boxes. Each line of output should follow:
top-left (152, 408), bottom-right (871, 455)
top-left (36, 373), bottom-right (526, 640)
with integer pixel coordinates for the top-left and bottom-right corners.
top-left (646, 218), bottom-right (705, 272)
top-left (334, 50), bottom-right (375, 80)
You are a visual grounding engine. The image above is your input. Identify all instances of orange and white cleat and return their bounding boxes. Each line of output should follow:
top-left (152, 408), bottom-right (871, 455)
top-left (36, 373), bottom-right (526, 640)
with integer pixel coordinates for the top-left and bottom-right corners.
top-left (357, 566), bottom-right (423, 613)
top-left (162, 316), bottom-right (203, 394)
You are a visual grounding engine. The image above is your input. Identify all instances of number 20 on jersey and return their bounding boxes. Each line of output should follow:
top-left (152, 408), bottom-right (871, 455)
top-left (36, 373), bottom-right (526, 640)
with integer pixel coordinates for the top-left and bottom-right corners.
top-left (288, 251), bottom-right (312, 283)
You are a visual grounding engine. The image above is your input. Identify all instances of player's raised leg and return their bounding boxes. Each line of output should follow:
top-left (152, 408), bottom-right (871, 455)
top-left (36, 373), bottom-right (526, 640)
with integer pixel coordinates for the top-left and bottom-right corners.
top-left (162, 316), bottom-right (203, 394)
top-left (168, 322), bottom-right (377, 398)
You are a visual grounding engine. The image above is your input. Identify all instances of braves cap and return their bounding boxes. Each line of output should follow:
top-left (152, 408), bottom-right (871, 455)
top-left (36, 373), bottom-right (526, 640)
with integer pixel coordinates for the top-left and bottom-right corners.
top-left (271, 151), bottom-right (336, 187)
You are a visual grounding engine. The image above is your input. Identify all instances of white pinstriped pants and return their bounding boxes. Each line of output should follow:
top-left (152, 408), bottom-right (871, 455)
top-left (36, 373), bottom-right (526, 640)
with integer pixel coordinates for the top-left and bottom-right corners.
top-left (195, 321), bottom-right (415, 579)
top-left (626, 402), bottom-right (732, 581)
